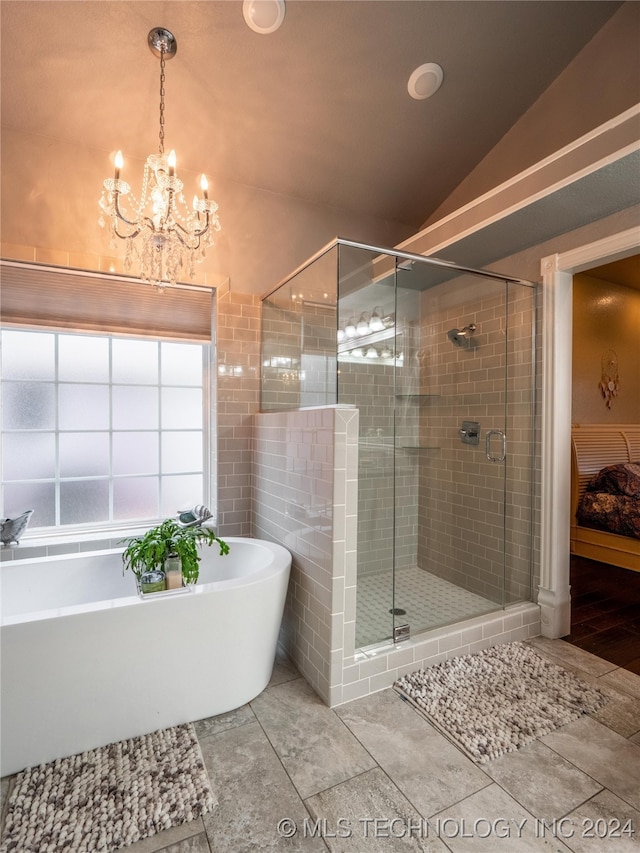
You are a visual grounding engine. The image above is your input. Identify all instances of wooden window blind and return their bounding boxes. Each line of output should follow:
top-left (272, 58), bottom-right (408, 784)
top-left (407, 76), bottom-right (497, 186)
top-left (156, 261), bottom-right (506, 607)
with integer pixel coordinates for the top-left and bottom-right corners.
top-left (0, 261), bottom-right (213, 341)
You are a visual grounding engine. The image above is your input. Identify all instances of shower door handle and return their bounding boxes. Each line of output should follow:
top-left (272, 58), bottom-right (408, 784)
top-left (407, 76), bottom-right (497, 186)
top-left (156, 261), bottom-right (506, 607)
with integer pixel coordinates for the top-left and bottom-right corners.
top-left (485, 429), bottom-right (506, 462)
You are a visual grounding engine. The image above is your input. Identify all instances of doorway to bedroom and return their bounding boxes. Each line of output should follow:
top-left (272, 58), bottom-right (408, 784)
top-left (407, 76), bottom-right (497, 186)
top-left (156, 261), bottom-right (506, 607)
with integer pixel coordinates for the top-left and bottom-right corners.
top-left (564, 254), bottom-right (640, 673)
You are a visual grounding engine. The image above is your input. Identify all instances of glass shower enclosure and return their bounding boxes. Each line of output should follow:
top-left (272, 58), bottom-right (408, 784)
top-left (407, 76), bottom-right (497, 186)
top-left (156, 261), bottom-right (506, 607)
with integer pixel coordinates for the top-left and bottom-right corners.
top-left (261, 239), bottom-right (536, 650)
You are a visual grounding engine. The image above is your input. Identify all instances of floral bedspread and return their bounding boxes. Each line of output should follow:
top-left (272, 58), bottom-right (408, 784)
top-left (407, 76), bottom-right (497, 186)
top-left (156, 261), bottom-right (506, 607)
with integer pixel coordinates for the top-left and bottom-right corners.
top-left (576, 462), bottom-right (640, 540)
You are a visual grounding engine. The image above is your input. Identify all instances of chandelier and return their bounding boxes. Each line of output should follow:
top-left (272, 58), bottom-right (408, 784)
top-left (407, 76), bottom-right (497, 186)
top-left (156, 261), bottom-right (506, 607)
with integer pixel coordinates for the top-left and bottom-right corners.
top-left (98, 28), bottom-right (220, 288)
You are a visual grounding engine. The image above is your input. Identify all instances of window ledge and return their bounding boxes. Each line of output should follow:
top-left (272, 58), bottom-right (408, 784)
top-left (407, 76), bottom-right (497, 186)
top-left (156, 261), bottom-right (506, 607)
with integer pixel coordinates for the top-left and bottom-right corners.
top-left (1, 524), bottom-right (151, 561)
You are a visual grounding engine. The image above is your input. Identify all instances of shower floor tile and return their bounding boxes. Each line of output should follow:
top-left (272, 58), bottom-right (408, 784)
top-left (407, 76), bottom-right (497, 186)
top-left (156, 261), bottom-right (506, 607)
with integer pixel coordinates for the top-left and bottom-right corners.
top-left (355, 565), bottom-right (499, 648)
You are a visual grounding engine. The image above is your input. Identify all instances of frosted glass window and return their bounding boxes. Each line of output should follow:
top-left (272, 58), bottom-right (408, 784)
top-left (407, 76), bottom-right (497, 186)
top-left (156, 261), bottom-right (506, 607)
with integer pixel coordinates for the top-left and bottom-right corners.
top-left (60, 433), bottom-right (110, 477)
top-left (2, 433), bottom-right (56, 480)
top-left (59, 334), bottom-right (109, 382)
top-left (112, 386), bottom-right (159, 430)
top-left (2, 382), bottom-right (56, 430)
top-left (59, 384), bottom-right (110, 430)
top-left (60, 480), bottom-right (109, 525)
top-left (2, 328), bottom-right (207, 531)
top-left (160, 474), bottom-right (203, 517)
top-left (113, 432), bottom-right (159, 475)
top-left (1, 330), bottom-right (55, 380)
top-left (112, 339), bottom-right (159, 384)
top-left (114, 477), bottom-right (159, 520)
top-left (161, 342), bottom-right (203, 385)
top-left (161, 432), bottom-right (203, 474)
top-left (161, 388), bottom-right (203, 429)
top-left (3, 482), bottom-right (55, 527)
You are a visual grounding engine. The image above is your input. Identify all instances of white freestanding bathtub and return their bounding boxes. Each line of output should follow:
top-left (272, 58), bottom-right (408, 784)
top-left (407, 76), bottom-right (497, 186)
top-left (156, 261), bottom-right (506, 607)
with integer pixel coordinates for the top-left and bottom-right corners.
top-left (0, 537), bottom-right (291, 776)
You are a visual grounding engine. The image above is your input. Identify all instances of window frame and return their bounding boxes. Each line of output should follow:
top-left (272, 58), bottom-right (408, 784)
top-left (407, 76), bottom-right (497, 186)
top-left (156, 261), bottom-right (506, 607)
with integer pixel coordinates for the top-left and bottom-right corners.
top-left (1, 325), bottom-right (213, 541)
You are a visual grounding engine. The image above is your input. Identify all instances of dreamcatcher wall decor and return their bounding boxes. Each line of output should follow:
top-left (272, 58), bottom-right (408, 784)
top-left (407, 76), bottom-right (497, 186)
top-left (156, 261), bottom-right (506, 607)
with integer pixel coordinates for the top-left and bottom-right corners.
top-left (599, 349), bottom-right (619, 409)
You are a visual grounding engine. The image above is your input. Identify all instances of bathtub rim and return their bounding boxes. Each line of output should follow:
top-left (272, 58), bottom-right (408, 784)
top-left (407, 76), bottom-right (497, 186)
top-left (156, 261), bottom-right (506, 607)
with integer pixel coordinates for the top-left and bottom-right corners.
top-left (1, 536), bottom-right (291, 627)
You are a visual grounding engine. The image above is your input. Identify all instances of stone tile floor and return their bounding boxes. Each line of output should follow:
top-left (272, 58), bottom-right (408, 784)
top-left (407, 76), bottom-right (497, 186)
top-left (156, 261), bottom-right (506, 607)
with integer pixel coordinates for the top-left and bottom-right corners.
top-left (2, 637), bottom-right (639, 852)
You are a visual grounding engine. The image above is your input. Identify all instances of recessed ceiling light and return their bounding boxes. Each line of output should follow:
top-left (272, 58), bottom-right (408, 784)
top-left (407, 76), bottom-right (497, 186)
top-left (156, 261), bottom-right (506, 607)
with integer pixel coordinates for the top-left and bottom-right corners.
top-left (407, 62), bottom-right (444, 100)
top-left (243, 0), bottom-right (286, 34)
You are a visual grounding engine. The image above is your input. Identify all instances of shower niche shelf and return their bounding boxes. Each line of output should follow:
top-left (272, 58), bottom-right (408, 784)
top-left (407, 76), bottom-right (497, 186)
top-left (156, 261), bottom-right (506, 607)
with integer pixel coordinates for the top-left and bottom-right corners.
top-left (395, 393), bottom-right (440, 400)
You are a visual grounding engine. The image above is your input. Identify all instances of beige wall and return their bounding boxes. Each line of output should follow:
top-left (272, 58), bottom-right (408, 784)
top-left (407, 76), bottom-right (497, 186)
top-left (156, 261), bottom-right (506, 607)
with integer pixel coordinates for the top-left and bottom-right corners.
top-left (572, 273), bottom-right (640, 424)
top-left (2, 5), bottom-right (638, 297)
top-left (0, 127), bottom-right (411, 297)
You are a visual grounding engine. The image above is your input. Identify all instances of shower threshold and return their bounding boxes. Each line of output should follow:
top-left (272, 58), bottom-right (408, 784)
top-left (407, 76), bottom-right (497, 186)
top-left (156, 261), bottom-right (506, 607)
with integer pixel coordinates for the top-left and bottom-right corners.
top-left (355, 565), bottom-right (500, 650)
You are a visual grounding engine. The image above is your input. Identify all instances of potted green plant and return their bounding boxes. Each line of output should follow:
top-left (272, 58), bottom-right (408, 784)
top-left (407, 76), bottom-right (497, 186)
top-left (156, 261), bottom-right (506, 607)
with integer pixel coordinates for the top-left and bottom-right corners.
top-left (121, 518), bottom-right (229, 590)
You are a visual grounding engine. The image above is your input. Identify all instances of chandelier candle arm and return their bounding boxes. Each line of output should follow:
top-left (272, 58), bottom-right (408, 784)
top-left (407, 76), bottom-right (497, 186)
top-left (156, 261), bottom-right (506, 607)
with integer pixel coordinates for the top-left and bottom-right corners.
top-left (98, 27), bottom-right (220, 288)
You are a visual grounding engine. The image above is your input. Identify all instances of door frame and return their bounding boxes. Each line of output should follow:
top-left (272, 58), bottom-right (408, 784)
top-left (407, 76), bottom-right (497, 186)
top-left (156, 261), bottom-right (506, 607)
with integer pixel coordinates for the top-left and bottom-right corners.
top-left (538, 225), bottom-right (640, 637)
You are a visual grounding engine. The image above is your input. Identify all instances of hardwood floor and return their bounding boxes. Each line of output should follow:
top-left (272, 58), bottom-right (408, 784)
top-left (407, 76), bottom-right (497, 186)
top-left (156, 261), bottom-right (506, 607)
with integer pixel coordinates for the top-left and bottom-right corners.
top-left (563, 554), bottom-right (640, 674)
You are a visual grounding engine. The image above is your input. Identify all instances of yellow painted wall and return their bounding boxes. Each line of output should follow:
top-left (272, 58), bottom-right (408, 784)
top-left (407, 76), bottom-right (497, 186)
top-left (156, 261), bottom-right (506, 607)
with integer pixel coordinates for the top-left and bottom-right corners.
top-left (572, 273), bottom-right (640, 423)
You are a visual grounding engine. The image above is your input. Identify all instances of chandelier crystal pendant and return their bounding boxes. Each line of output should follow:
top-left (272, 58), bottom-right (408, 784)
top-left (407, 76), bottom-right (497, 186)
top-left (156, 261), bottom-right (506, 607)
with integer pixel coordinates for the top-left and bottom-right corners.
top-left (98, 28), bottom-right (220, 288)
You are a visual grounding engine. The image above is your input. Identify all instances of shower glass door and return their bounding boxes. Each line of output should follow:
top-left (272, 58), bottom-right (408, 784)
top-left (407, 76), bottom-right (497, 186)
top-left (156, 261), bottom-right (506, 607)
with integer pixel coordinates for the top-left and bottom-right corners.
top-left (391, 263), bottom-right (536, 641)
top-left (337, 244), bottom-right (399, 648)
top-left (337, 242), bottom-right (535, 650)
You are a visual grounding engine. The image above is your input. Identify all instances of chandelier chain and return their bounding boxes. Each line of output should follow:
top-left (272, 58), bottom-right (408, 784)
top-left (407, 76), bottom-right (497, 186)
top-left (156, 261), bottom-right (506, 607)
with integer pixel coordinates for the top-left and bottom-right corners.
top-left (158, 48), bottom-right (166, 155)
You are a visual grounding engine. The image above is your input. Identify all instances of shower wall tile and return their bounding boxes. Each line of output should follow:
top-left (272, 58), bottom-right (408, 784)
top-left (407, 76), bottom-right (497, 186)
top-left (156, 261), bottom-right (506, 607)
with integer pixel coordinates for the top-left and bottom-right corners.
top-left (339, 359), bottom-right (419, 578)
top-left (330, 603), bottom-right (540, 708)
top-left (215, 289), bottom-right (261, 538)
top-left (416, 278), bottom-right (536, 605)
top-left (253, 405), bottom-right (358, 704)
top-left (250, 274), bottom-right (539, 711)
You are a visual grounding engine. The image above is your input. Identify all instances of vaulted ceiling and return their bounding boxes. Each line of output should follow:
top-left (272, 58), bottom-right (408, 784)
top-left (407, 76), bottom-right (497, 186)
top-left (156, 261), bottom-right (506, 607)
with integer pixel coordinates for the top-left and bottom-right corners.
top-left (0, 1), bottom-right (630, 292)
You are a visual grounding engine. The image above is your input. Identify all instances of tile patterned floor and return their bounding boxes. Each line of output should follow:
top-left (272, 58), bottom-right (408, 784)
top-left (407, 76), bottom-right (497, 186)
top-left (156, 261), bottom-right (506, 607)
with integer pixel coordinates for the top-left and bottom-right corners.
top-left (3, 638), bottom-right (639, 852)
top-left (356, 566), bottom-right (498, 648)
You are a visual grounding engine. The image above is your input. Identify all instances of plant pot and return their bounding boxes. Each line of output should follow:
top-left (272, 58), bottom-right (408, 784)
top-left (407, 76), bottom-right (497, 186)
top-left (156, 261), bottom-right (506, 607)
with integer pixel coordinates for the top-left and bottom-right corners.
top-left (140, 570), bottom-right (166, 594)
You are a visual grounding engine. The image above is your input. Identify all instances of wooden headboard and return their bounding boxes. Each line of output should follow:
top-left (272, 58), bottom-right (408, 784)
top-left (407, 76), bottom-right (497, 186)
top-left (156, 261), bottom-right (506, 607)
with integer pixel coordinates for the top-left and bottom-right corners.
top-left (571, 424), bottom-right (640, 519)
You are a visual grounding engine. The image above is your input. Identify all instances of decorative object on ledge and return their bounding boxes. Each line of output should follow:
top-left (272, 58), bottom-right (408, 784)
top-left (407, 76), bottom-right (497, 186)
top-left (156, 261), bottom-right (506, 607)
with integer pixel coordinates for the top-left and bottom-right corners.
top-left (0, 509), bottom-right (33, 545)
top-left (98, 28), bottom-right (220, 288)
top-left (140, 569), bottom-right (167, 594)
top-left (121, 516), bottom-right (229, 589)
top-left (599, 349), bottom-right (619, 409)
top-left (178, 504), bottom-right (213, 527)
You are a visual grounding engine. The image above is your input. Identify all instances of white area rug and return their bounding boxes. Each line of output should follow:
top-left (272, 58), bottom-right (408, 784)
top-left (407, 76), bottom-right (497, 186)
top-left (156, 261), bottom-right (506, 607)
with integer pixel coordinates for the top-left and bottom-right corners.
top-left (0, 723), bottom-right (215, 853)
top-left (394, 641), bottom-right (608, 763)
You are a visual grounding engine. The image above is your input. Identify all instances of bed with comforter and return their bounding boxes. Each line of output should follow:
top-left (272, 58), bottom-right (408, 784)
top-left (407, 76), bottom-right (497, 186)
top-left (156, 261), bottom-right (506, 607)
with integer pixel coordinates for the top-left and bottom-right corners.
top-left (571, 425), bottom-right (640, 573)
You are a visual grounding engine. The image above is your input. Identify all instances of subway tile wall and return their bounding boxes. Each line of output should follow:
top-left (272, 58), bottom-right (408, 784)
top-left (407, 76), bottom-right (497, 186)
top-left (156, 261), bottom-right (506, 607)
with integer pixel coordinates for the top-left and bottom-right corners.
top-left (215, 288), bottom-right (262, 537)
top-left (252, 404), bottom-right (540, 707)
top-left (261, 301), bottom-right (336, 411)
top-left (338, 361), bottom-right (420, 577)
top-left (416, 278), bottom-right (536, 604)
top-left (253, 406), bottom-right (359, 703)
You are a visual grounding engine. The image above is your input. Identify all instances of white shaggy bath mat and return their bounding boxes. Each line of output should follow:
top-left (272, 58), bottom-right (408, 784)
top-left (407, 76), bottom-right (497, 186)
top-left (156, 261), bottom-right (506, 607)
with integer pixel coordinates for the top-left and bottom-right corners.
top-left (0, 723), bottom-right (216, 853)
top-left (394, 641), bottom-right (608, 763)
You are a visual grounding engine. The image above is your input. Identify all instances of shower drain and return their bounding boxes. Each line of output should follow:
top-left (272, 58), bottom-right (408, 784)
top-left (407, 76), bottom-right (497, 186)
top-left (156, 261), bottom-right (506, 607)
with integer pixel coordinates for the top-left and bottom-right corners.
top-left (389, 607), bottom-right (407, 616)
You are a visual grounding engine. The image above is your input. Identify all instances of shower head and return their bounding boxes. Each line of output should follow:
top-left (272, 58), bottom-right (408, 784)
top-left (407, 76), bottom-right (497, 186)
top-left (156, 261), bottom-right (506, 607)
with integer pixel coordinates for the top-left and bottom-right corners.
top-left (447, 323), bottom-right (476, 348)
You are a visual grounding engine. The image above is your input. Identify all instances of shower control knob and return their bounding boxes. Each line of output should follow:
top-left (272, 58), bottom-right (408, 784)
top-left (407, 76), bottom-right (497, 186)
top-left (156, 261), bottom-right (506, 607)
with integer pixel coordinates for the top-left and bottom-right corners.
top-left (459, 421), bottom-right (480, 445)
